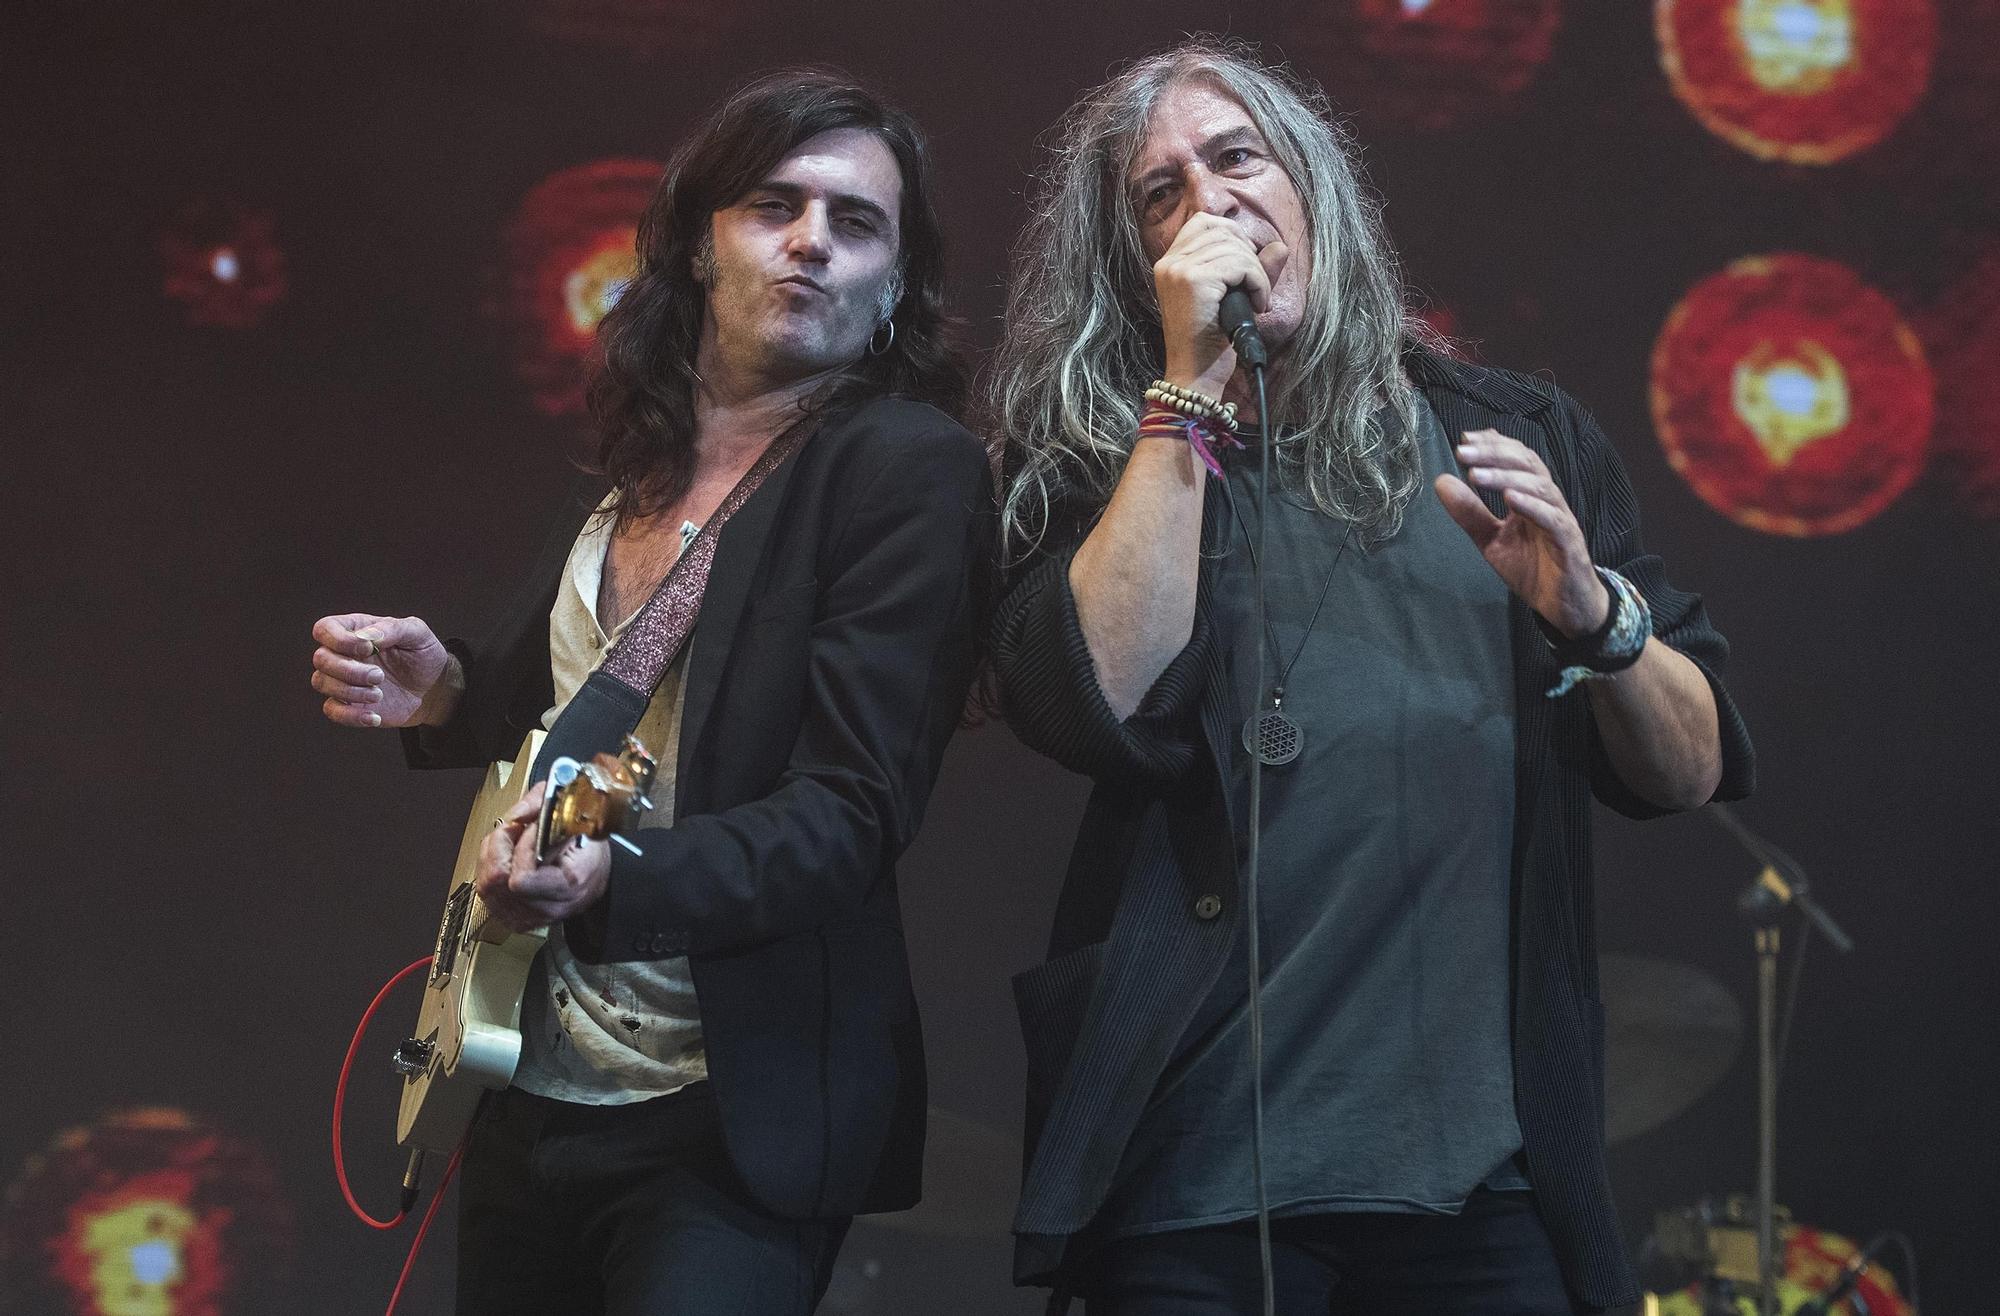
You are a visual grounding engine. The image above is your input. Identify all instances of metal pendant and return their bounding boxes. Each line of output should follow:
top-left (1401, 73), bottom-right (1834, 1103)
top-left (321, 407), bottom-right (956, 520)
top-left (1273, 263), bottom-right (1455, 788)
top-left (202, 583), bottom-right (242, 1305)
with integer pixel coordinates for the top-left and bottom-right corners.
top-left (1241, 704), bottom-right (1303, 766)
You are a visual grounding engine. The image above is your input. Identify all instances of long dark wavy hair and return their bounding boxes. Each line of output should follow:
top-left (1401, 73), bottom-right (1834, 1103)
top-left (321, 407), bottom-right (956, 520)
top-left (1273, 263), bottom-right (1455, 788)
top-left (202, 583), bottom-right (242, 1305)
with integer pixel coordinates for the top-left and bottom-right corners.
top-left (587, 70), bottom-right (968, 527)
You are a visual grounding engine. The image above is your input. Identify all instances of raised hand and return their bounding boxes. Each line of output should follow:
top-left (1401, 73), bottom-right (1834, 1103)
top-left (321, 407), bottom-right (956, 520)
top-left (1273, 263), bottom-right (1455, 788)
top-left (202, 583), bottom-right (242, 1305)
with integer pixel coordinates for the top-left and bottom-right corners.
top-left (309, 612), bottom-right (458, 728)
top-left (1434, 429), bottom-right (1611, 639)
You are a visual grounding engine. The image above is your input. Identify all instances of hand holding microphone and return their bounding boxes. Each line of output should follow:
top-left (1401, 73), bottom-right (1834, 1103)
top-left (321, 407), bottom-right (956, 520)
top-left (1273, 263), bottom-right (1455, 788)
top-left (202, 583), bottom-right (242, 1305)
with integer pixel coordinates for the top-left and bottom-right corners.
top-left (1217, 285), bottom-right (1268, 368)
top-left (1151, 213), bottom-right (1287, 398)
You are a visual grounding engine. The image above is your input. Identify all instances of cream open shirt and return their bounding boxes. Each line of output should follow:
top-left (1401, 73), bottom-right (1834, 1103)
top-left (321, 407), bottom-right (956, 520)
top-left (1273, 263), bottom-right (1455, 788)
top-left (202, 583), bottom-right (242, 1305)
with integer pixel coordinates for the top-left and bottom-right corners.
top-left (511, 503), bottom-right (707, 1104)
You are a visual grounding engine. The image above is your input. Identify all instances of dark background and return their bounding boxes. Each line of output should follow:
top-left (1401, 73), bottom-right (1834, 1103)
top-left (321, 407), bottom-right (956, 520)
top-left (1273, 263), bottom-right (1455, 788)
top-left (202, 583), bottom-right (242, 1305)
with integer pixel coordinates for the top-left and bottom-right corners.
top-left (5, 1), bottom-right (1994, 1312)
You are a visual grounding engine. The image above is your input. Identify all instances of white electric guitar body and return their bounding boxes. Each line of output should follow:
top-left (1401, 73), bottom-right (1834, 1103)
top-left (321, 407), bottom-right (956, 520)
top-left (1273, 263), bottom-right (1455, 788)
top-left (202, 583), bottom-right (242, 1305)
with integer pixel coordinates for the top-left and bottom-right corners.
top-left (393, 731), bottom-right (655, 1158)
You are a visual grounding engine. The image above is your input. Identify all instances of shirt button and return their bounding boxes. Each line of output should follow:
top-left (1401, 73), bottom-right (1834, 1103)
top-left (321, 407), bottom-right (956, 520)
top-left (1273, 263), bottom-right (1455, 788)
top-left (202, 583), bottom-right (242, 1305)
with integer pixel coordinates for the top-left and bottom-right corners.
top-left (1194, 894), bottom-right (1223, 920)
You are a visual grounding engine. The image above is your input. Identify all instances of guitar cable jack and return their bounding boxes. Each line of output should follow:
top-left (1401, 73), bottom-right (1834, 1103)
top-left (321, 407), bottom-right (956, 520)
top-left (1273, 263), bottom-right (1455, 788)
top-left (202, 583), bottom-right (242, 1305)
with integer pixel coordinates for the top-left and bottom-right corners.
top-left (400, 1149), bottom-right (425, 1215)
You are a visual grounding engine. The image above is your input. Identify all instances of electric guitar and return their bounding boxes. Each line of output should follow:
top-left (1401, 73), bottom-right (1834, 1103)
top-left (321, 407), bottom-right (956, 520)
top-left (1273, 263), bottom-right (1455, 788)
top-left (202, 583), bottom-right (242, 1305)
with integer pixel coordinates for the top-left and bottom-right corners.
top-left (391, 731), bottom-right (657, 1160)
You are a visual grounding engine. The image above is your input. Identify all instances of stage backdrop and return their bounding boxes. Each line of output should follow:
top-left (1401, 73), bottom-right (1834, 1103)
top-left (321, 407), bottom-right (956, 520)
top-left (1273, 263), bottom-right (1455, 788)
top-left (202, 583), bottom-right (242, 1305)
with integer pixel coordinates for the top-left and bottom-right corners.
top-left (6, 2), bottom-right (1995, 1312)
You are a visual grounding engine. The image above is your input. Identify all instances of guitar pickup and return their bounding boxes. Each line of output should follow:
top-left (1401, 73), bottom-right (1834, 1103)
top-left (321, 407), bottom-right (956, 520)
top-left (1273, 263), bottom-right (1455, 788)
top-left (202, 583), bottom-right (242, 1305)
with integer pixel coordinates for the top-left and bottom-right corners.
top-left (428, 884), bottom-right (473, 987)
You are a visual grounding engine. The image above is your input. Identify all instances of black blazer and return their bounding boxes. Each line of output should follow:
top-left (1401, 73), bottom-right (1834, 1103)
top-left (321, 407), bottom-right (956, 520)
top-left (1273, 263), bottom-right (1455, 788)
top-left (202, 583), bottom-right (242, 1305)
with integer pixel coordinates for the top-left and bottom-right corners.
top-left (404, 396), bottom-right (996, 1220)
top-left (991, 350), bottom-right (1756, 1306)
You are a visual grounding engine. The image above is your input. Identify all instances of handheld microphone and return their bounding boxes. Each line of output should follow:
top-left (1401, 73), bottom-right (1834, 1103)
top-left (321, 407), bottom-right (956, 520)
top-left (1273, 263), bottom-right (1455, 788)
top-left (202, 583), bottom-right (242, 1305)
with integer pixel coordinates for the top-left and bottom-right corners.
top-left (1218, 286), bottom-right (1268, 369)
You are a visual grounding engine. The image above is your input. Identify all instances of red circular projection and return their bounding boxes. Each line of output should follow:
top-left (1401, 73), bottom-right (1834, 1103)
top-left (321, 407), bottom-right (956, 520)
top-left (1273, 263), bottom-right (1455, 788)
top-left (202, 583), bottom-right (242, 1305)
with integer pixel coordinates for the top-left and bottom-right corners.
top-left (1657, 0), bottom-right (1937, 163)
top-left (1, 1108), bottom-right (294, 1316)
top-left (1651, 253), bottom-right (1933, 536)
top-left (496, 158), bottom-right (662, 417)
top-left (1290, 0), bottom-right (1563, 130)
top-left (1919, 252), bottom-right (2000, 522)
top-left (159, 203), bottom-right (286, 329)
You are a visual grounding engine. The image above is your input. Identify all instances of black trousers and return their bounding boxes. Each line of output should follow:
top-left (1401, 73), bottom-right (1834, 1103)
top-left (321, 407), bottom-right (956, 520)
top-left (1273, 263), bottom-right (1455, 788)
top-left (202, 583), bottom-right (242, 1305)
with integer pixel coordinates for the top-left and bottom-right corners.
top-left (456, 1083), bottom-right (850, 1315)
top-left (1075, 1189), bottom-right (1590, 1316)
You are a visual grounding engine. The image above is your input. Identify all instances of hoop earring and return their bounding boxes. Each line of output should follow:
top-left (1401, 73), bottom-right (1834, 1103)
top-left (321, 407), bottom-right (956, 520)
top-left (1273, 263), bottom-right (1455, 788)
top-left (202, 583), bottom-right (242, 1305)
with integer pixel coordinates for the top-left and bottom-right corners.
top-left (868, 319), bottom-right (896, 357)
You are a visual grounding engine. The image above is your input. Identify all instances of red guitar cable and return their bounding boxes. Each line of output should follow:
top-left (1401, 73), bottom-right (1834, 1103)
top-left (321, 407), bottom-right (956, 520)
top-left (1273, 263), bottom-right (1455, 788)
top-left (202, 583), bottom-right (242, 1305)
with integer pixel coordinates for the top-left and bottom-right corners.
top-left (334, 955), bottom-right (432, 1229)
top-left (334, 955), bottom-right (469, 1316)
top-left (385, 1140), bottom-right (463, 1316)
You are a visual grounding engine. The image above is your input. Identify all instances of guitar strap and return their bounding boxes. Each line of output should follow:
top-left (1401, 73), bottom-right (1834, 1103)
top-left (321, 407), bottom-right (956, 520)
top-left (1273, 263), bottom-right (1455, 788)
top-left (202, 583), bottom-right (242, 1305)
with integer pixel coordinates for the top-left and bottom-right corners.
top-left (530, 417), bottom-right (815, 784)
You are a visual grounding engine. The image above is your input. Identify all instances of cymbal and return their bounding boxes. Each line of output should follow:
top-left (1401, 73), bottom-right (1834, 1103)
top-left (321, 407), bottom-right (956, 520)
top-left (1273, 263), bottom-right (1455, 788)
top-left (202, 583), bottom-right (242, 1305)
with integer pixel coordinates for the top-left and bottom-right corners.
top-left (868, 1107), bottom-right (1022, 1239)
top-left (1601, 953), bottom-right (1744, 1144)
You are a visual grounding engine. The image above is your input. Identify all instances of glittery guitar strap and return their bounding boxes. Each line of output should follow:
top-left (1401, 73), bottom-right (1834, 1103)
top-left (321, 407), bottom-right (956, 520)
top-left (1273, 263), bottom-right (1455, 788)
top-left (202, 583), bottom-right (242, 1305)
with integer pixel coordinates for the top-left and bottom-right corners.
top-left (596, 420), bottom-right (813, 696)
top-left (530, 420), bottom-right (813, 783)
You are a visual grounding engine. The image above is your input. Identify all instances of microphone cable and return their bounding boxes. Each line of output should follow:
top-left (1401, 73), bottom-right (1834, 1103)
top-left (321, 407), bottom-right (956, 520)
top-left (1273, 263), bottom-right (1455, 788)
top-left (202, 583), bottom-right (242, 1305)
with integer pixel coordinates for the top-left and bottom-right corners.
top-left (1199, 287), bottom-right (1279, 1313)
top-left (1795, 1230), bottom-right (1920, 1315)
top-left (1244, 357), bottom-right (1276, 1316)
top-left (1201, 358), bottom-right (1279, 1316)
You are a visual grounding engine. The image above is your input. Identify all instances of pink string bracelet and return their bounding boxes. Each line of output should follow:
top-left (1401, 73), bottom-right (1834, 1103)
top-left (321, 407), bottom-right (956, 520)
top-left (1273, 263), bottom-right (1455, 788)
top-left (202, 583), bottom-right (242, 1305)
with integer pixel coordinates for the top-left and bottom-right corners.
top-left (1139, 404), bottom-right (1245, 479)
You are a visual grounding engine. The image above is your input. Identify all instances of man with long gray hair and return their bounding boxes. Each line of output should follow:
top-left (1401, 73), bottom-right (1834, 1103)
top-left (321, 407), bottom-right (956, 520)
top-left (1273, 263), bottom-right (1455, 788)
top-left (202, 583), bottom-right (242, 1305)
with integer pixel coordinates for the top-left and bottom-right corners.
top-left (989, 40), bottom-right (1755, 1314)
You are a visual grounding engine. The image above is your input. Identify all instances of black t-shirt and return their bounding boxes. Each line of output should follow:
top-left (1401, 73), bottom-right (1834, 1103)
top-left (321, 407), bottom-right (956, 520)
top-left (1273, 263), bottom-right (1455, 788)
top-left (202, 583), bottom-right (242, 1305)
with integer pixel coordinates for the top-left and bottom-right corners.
top-left (1095, 396), bottom-right (1527, 1237)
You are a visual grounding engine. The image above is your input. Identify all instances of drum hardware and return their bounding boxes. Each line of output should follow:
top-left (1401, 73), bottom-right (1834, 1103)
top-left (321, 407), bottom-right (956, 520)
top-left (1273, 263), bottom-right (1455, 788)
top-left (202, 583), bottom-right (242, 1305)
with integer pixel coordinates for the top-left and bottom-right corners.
top-left (1710, 803), bottom-right (1856, 1316)
top-left (1639, 1199), bottom-right (1916, 1316)
top-left (1643, 1196), bottom-right (1795, 1314)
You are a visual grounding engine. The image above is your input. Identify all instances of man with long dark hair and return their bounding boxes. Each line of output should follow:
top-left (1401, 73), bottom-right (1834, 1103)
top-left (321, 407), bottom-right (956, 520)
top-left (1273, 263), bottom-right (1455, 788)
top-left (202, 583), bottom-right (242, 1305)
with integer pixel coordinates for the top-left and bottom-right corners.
top-left (989, 41), bottom-right (1755, 1314)
top-left (309, 71), bottom-right (991, 1313)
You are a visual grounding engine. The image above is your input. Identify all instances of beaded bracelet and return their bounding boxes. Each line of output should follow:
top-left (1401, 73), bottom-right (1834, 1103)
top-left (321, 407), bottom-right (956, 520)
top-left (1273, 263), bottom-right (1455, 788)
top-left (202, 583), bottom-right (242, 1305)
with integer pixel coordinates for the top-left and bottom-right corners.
top-left (1543, 566), bottom-right (1652, 698)
top-left (1138, 404), bottom-right (1244, 479)
top-left (1145, 379), bottom-right (1239, 432)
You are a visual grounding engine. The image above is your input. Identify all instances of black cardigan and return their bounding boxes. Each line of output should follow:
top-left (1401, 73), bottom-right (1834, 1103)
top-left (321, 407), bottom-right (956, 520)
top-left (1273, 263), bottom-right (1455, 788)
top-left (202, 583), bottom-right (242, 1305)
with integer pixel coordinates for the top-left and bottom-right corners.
top-left (403, 396), bottom-right (996, 1221)
top-left (991, 350), bottom-right (1756, 1306)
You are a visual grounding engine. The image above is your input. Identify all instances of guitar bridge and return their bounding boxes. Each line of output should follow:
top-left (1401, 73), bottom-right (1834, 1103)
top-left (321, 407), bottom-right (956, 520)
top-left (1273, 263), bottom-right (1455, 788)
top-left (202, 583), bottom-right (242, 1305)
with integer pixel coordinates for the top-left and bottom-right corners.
top-left (429, 884), bottom-right (473, 987)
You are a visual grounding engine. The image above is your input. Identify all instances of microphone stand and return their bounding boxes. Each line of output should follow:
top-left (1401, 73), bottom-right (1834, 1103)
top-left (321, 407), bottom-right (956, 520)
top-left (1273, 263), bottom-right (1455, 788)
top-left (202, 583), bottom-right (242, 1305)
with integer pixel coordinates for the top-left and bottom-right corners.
top-left (1709, 803), bottom-right (1854, 1316)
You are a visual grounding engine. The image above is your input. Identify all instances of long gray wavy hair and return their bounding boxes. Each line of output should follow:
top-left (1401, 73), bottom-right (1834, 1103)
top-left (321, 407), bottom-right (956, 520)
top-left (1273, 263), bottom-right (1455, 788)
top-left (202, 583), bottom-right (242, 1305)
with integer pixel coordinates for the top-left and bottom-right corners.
top-left (991, 39), bottom-right (1433, 561)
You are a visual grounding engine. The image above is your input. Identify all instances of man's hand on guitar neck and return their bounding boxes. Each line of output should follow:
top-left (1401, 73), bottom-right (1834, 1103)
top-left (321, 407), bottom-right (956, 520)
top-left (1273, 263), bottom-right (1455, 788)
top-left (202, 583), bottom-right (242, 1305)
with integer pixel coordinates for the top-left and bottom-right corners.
top-left (309, 613), bottom-right (464, 729)
top-left (476, 781), bottom-right (612, 934)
